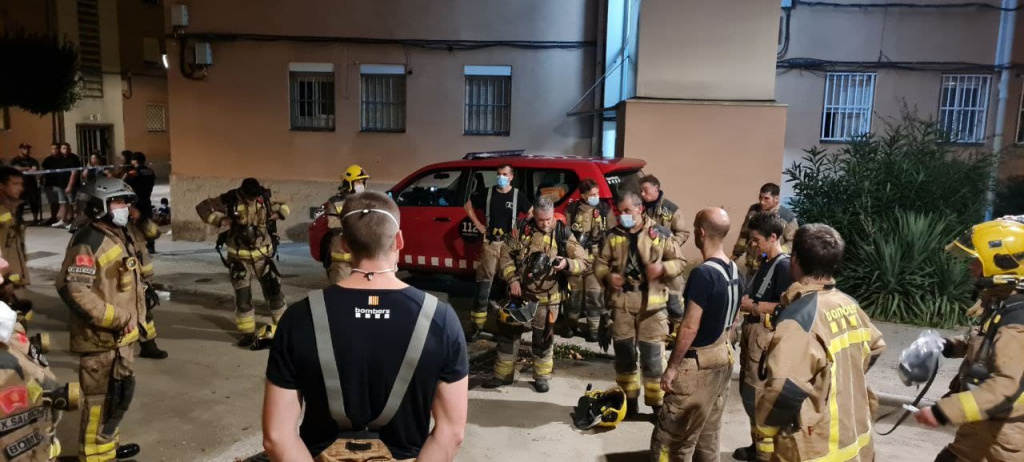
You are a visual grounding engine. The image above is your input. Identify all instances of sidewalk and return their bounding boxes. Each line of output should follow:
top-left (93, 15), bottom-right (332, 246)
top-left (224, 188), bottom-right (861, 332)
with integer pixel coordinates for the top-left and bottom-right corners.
top-left (24, 224), bottom-right (963, 405)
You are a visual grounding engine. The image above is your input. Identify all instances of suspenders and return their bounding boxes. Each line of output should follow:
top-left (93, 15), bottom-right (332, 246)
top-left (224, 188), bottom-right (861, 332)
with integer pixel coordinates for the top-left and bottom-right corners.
top-left (309, 289), bottom-right (438, 432)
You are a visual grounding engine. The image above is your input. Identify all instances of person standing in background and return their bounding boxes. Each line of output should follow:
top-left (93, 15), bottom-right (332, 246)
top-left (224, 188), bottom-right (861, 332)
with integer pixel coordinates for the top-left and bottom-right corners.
top-left (57, 143), bottom-right (82, 229)
top-left (10, 143), bottom-right (41, 225)
top-left (124, 152), bottom-right (157, 254)
top-left (40, 143), bottom-right (64, 226)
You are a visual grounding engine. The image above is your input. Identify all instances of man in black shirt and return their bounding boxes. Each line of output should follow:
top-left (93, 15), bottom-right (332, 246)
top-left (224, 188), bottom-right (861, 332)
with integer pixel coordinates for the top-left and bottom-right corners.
top-left (264, 191), bottom-right (467, 461)
top-left (40, 143), bottom-right (63, 225)
top-left (732, 212), bottom-right (793, 462)
top-left (124, 152), bottom-right (157, 253)
top-left (653, 208), bottom-right (743, 461)
top-left (464, 164), bottom-right (532, 338)
top-left (10, 143), bottom-right (41, 224)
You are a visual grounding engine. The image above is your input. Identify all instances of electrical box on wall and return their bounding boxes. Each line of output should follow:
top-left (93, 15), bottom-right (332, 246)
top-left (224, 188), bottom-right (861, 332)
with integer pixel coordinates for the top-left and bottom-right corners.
top-left (171, 4), bottom-right (189, 28)
top-left (195, 42), bottom-right (212, 66)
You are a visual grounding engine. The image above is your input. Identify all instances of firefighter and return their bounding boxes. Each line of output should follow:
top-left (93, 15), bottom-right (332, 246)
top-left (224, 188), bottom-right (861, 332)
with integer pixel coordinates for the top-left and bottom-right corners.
top-left (732, 183), bottom-right (798, 279)
top-left (639, 175), bottom-right (690, 325)
top-left (482, 197), bottom-right (588, 393)
top-left (733, 212), bottom-right (793, 462)
top-left (652, 208), bottom-right (743, 461)
top-left (464, 165), bottom-right (532, 339)
top-left (196, 178), bottom-right (290, 347)
top-left (321, 164), bottom-right (369, 284)
top-left (914, 218), bottom-right (1024, 462)
top-left (0, 168), bottom-right (33, 324)
top-left (756, 224), bottom-right (885, 462)
top-left (56, 178), bottom-right (146, 461)
top-left (594, 192), bottom-right (686, 415)
top-left (127, 207), bottom-right (167, 359)
top-left (562, 179), bottom-right (610, 341)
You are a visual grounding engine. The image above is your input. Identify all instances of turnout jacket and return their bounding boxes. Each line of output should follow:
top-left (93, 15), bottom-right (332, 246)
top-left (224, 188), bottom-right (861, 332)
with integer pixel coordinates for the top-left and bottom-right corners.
top-left (499, 220), bottom-right (590, 296)
top-left (593, 215), bottom-right (686, 307)
top-left (756, 281), bottom-right (885, 461)
top-left (56, 221), bottom-right (147, 354)
top-left (935, 293), bottom-right (1024, 425)
top-left (0, 197), bottom-right (29, 286)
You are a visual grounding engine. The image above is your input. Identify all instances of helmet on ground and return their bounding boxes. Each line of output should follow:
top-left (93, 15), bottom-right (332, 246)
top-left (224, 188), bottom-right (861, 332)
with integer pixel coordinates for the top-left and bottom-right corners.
top-left (497, 299), bottom-right (539, 327)
top-left (341, 164), bottom-right (370, 193)
top-left (77, 178), bottom-right (136, 219)
top-left (571, 384), bottom-right (628, 430)
top-left (947, 219), bottom-right (1024, 280)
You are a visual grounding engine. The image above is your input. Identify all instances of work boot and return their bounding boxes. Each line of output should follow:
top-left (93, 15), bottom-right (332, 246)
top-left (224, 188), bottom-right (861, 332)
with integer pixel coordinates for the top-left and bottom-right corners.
top-left (532, 379), bottom-right (550, 393)
top-left (237, 333), bottom-right (257, 348)
top-left (481, 376), bottom-right (513, 389)
top-left (116, 443), bottom-right (141, 459)
top-left (732, 444), bottom-right (755, 461)
top-left (626, 397), bottom-right (639, 418)
top-left (650, 405), bottom-right (662, 423)
top-left (139, 340), bottom-right (168, 359)
top-left (559, 324), bottom-right (576, 339)
top-left (585, 330), bottom-right (598, 343)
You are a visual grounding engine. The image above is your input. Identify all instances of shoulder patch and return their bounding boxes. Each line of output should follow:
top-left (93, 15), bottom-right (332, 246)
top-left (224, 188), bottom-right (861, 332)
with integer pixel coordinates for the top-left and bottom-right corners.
top-left (70, 226), bottom-right (106, 252)
top-left (778, 292), bottom-right (818, 332)
top-left (778, 206), bottom-right (797, 222)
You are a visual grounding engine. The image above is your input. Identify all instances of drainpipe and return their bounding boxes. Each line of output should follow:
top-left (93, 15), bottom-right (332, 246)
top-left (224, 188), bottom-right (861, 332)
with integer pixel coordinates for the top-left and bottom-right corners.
top-left (986, 0), bottom-right (1018, 220)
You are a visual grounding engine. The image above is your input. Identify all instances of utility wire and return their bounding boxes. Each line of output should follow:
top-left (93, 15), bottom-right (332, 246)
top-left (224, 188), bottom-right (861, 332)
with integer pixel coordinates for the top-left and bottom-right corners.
top-left (171, 32), bottom-right (594, 51)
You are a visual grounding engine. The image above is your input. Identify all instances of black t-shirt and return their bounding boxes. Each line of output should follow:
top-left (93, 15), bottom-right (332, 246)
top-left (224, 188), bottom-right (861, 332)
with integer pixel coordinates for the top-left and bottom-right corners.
top-left (470, 187), bottom-right (531, 237)
top-left (266, 285), bottom-right (468, 459)
top-left (40, 155), bottom-right (62, 187)
top-left (747, 254), bottom-right (793, 304)
top-left (125, 166), bottom-right (156, 204)
top-left (9, 156), bottom-right (39, 187)
top-left (683, 257), bottom-right (744, 348)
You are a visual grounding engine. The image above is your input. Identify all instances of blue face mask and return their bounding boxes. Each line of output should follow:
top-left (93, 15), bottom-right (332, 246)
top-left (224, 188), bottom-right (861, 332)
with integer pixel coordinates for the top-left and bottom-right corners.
top-left (496, 176), bottom-right (510, 188)
top-left (586, 196), bottom-right (600, 207)
top-left (619, 213), bottom-right (635, 229)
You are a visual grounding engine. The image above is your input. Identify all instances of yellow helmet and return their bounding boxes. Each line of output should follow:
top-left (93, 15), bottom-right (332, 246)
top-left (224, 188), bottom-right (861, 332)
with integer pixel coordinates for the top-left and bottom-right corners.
top-left (571, 385), bottom-right (628, 430)
top-left (947, 218), bottom-right (1024, 278)
top-left (341, 164), bottom-right (370, 192)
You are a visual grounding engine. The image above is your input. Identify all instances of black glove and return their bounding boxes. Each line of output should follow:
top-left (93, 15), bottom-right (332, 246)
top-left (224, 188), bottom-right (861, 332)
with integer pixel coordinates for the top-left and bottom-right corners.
top-left (598, 312), bottom-right (613, 353)
top-left (144, 283), bottom-right (160, 311)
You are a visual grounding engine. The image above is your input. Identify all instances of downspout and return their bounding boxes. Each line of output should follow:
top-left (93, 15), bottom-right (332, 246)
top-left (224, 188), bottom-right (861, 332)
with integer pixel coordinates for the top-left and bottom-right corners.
top-left (986, 0), bottom-right (1018, 220)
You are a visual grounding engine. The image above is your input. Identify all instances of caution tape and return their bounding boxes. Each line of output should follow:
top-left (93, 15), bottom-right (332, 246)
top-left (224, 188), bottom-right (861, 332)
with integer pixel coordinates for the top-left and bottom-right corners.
top-left (16, 162), bottom-right (171, 176)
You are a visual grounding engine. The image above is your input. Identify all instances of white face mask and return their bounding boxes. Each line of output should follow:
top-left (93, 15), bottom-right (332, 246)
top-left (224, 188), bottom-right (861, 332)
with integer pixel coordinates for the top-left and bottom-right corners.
top-left (354, 183), bottom-right (366, 193)
top-left (111, 207), bottom-right (130, 227)
top-left (0, 302), bottom-right (17, 344)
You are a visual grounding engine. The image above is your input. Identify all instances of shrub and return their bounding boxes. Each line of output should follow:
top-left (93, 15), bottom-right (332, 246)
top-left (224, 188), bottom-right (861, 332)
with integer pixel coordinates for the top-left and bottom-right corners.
top-left (785, 117), bottom-right (991, 327)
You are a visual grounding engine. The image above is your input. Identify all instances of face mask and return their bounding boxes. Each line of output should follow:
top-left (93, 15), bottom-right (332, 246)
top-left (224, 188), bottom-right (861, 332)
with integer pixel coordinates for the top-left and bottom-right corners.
top-left (0, 302), bottom-right (16, 344)
top-left (111, 208), bottom-right (130, 227)
top-left (586, 196), bottom-right (600, 207)
top-left (496, 176), bottom-right (510, 188)
top-left (619, 213), bottom-right (635, 229)
top-left (354, 183), bottom-right (366, 193)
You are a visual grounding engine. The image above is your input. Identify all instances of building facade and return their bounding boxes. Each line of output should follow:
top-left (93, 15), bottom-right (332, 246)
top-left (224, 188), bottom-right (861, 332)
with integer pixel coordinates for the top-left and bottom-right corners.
top-left (775, 0), bottom-right (1024, 200)
top-left (0, 0), bottom-right (170, 177)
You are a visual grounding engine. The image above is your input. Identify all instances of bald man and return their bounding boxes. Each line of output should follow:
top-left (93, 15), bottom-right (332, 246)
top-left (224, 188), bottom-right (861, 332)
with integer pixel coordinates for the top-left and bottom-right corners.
top-left (652, 208), bottom-right (744, 462)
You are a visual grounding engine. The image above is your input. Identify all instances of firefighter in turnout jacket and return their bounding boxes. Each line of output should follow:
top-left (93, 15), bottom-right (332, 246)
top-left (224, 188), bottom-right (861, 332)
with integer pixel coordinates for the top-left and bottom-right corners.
top-left (482, 197), bottom-right (589, 393)
top-left (563, 179), bottom-right (610, 341)
top-left (56, 178), bottom-right (146, 461)
top-left (0, 168), bottom-right (33, 324)
top-left (914, 218), bottom-right (1024, 462)
top-left (321, 165), bottom-right (370, 284)
top-left (639, 176), bottom-right (690, 323)
top-left (594, 193), bottom-right (686, 413)
top-left (732, 183), bottom-right (798, 279)
top-left (126, 209), bottom-right (167, 360)
top-left (196, 178), bottom-right (290, 347)
top-left (756, 224), bottom-right (885, 462)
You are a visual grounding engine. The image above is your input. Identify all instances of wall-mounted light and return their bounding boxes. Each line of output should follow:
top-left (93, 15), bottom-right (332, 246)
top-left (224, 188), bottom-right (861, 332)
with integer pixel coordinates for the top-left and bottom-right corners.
top-left (161, 53), bottom-right (169, 69)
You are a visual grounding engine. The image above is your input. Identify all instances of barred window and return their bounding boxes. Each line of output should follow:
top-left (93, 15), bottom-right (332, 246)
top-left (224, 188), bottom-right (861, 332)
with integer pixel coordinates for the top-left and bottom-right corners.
top-left (146, 104), bottom-right (166, 132)
top-left (821, 72), bottom-right (876, 141)
top-left (464, 66), bottom-right (512, 136)
top-left (941, 75), bottom-right (992, 144)
top-left (289, 67), bottom-right (335, 131)
top-left (360, 65), bottom-right (406, 133)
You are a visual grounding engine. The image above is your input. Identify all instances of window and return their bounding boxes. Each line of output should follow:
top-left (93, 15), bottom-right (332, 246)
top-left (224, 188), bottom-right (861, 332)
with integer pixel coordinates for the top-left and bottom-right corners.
top-left (146, 104), bottom-right (166, 132)
top-left (78, 0), bottom-right (103, 98)
top-left (395, 169), bottom-right (465, 207)
top-left (360, 65), bottom-right (406, 132)
top-left (289, 63), bottom-right (335, 131)
top-left (821, 73), bottom-right (876, 141)
top-left (527, 169), bottom-right (580, 205)
top-left (940, 75), bottom-right (992, 144)
top-left (464, 66), bottom-right (512, 136)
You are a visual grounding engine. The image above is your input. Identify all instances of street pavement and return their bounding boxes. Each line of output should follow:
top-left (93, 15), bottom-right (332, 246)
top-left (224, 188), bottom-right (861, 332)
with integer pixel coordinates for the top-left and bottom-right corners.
top-left (20, 224), bottom-right (959, 461)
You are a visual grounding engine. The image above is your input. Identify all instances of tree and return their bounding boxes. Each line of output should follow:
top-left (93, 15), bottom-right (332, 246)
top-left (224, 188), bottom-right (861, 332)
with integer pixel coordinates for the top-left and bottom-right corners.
top-left (0, 31), bottom-right (81, 115)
